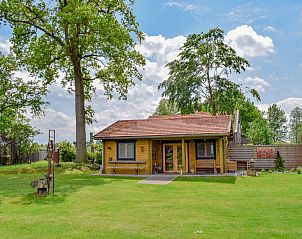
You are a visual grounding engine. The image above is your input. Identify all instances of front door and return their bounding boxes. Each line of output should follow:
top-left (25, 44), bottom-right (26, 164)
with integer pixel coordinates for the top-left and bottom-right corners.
top-left (163, 144), bottom-right (182, 173)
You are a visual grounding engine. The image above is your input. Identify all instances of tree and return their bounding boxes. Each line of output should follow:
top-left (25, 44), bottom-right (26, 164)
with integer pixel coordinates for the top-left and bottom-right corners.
top-left (0, 54), bottom-right (46, 118)
top-left (289, 107), bottom-right (302, 144)
top-left (0, 113), bottom-right (39, 164)
top-left (267, 104), bottom-right (287, 143)
top-left (0, 0), bottom-right (145, 162)
top-left (0, 53), bottom-right (44, 164)
top-left (159, 28), bottom-right (257, 115)
top-left (237, 99), bottom-right (262, 135)
top-left (153, 98), bottom-right (179, 115)
top-left (246, 117), bottom-right (273, 145)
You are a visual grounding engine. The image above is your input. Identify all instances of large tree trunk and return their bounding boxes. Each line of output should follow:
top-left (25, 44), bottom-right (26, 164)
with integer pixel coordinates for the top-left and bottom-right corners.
top-left (70, 41), bottom-right (88, 163)
top-left (74, 72), bottom-right (88, 163)
top-left (206, 71), bottom-right (217, 116)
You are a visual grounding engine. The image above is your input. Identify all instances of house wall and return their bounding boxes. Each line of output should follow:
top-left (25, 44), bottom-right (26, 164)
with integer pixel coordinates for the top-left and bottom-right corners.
top-left (103, 137), bottom-right (228, 175)
top-left (189, 138), bottom-right (226, 173)
top-left (103, 139), bottom-right (151, 175)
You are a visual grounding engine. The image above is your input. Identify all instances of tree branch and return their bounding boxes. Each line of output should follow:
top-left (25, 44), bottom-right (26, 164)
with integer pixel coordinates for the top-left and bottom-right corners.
top-left (4, 16), bottom-right (64, 46)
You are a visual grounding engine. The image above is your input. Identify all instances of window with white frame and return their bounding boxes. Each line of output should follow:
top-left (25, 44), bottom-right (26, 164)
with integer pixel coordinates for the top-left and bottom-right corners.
top-left (117, 142), bottom-right (135, 160)
top-left (196, 142), bottom-right (215, 159)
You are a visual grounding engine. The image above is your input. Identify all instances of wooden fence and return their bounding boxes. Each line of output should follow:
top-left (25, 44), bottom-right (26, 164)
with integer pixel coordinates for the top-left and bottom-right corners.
top-left (228, 145), bottom-right (302, 170)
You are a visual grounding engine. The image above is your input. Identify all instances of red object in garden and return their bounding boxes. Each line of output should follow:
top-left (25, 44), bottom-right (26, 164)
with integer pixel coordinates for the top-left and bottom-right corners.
top-left (256, 147), bottom-right (275, 159)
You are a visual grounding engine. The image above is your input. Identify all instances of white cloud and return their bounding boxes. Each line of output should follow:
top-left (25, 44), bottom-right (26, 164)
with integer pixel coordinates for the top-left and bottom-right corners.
top-left (225, 25), bottom-right (274, 58)
top-left (0, 38), bottom-right (10, 54)
top-left (136, 34), bottom-right (186, 84)
top-left (263, 26), bottom-right (278, 33)
top-left (277, 98), bottom-right (302, 114)
top-left (227, 3), bottom-right (268, 24)
top-left (257, 98), bottom-right (302, 115)
top-left (238, 76), bottom-right (270, 92)
top-left (30, 108), bottom-right (76, 143)
top-left (163, 1), bottom-right (209, 15)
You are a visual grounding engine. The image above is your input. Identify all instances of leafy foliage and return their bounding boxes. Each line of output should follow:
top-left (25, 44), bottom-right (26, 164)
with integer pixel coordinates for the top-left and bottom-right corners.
top-left (153, 98), bottom-right (179, 115)
top-left (0, 54), bottom-right (47, 117)
top-left (267, 104), bottom-right (287, 143)
top-left (246, 116), bottom-right (273, 145)
top-left (274, 151), bottom-right (284, 171)
top-left (59, 141), bottom-right (76, 162)
top-left (87, 143), bottom-right (102, 165)
top-left (0, 0), bottom-right (145, 162)
top-left (0, 54), bottom-right (45, 164)
top-left (159, 28), bottom-right (255, 116)
top-left (289, 107), bottom-right (302, 144)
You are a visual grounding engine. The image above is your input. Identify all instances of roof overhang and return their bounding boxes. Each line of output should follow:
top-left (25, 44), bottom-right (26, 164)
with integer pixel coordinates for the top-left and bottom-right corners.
top-left (94, 133), bottom-right (230, 140)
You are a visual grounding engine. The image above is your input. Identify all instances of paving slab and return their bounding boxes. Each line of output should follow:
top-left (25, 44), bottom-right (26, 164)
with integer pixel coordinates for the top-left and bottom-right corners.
top-left (138, 174), bottom-right (178, 185)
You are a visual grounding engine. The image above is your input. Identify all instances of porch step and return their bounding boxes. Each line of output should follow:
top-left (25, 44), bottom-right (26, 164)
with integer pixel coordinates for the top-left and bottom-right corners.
top-left (196, 168), bottom-right (215, 174)
top-left (137, 174), bottom-right (177, 185)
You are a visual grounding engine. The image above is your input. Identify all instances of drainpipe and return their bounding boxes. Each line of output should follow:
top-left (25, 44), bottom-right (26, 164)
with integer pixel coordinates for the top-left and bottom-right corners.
top-left (101, 140), bottom-right (104, 174)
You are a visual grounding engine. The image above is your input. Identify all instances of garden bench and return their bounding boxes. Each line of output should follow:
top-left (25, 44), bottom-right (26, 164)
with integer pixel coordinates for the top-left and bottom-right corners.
top-left (108, 160), bottom-right (146, 174)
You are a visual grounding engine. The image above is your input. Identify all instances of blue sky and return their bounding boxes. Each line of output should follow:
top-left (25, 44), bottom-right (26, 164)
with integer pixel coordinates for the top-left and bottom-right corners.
top-left (134, 0), bottom-right (302, 102)
top-left (1, 0), bottom-right (302, 143)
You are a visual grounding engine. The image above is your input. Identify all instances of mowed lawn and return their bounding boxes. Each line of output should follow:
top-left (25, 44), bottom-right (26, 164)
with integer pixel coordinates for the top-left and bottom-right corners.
top-left (0, 164), bottom-right (302, 239)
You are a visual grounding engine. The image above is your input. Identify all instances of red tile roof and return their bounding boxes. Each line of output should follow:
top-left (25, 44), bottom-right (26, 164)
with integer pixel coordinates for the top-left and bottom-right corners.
top-left (94, 113), bottom-right (232, 139)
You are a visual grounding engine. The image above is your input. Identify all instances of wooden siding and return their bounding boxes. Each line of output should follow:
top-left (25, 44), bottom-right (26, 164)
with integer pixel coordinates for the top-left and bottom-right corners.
top-left (228, 145), bottom-right (302, 170)
top-left (189, 142), bottom-right (196, 173)
top-left (193, 138), bottom-right (227, 174)
top-left (103, 140), bottom-right (151, 174)
top-left (103, 137), bottom-right (228, 175)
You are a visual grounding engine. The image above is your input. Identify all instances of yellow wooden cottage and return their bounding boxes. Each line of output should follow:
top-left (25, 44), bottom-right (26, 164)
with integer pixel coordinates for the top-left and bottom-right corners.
top-left (94, 112), bottom-right (237, 175)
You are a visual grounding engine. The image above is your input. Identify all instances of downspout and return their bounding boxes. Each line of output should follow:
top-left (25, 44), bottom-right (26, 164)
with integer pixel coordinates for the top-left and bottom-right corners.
top-left (101, 140), bottom-right (104, 174)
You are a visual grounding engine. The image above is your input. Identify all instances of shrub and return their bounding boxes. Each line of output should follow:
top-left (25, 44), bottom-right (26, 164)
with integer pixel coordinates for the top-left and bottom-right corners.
top-left (296, 166), bottom-right (302, 174)
top-left (275, 151), bottom-right (284, 172)
top-left (87, 143), bottom-right (102, 164)
top-left (59, 141), bottom-right (76, 162)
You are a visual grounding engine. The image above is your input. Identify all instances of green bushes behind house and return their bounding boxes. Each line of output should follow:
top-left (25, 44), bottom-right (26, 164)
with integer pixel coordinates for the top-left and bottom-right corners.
top-left (59, 141), bottom-right (76, 162)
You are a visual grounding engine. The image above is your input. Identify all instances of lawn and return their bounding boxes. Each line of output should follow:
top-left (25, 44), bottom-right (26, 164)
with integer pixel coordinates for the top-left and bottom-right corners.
top-left (1, 163), bottom-right (302, 239)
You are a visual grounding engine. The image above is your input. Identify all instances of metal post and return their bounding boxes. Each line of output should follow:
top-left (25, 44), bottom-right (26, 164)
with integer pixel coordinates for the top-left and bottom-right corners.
top-left (48, 129), bottom-right (55, 194)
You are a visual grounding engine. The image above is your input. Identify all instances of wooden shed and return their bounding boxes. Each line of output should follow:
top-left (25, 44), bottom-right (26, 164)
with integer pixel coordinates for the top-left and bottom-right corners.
top-left (94, 113), bottom-right (235, 175)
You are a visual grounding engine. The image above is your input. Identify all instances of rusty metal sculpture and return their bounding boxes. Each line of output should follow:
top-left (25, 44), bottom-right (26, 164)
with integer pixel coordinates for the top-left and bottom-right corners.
top-left (30, 130), bottom-right (56, 195)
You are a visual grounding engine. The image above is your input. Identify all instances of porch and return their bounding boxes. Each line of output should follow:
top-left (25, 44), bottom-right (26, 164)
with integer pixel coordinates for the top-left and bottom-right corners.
top-left (151, 138), bottom-right (227, 175)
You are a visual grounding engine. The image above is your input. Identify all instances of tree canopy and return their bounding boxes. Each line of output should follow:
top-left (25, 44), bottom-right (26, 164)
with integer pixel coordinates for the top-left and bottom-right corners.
top-left (0, 54), bottom-right (46, 117)
top-left (0, 0), bottom-right (145, 162)
top-left (153, 98), bottom-right (179, 116)
top-left (159, 28), bottom-right (259, 116)
top-left (246, 116), bottom-right (273, 145)
top-left (0, 54), bottom-right (44, 164)
top-left (267, 104), bottom-right (287, 143)
top-left (289, 107), bottom-right (302, 144)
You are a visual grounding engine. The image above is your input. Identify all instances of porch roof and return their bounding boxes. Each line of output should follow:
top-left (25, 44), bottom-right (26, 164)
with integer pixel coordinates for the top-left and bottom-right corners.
top-left (94, 113), bottom-right (232, 140)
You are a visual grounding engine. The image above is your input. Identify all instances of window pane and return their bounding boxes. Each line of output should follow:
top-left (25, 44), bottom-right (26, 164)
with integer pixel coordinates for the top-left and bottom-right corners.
top-left (206, 143), bottom-right (214, 157)
top-left (119, 143), bottom-right (126, 158)
top-left (126, 143), bottom-right (134, 158)
top-left (118, 142), bottom-right (135, 159)
top-left (197, 143), bottom-right (205, 158)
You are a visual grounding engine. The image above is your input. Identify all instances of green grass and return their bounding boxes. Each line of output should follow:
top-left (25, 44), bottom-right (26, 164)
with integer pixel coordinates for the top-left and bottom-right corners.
top-left (1, 163), bottom-right (302, 239)
top-left (0, 161), bottom-right (95, 174)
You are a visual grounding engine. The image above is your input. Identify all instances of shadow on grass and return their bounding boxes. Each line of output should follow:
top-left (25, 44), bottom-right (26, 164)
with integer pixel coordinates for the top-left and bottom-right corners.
top-left (175, 176), bottom-right (237, 184)
top-left (0, 173), bottom-right (134, 205)
top-left (92, 175), bottom-right (146, 180)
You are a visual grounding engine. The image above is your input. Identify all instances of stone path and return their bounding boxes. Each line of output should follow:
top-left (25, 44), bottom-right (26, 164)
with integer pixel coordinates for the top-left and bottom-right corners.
top-left (138, 174), bottom-right (178, 185)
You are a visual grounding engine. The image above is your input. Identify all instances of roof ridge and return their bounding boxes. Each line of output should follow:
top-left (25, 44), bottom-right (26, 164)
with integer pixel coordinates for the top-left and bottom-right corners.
top-left (148, 113), bottom-right (230, 120)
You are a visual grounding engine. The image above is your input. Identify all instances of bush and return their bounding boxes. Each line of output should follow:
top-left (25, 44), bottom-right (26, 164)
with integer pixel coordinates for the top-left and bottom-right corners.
top-left (59, 141), bottom-right (76, 162)
top-left (296, 166), bottom-right (302, 174)
top-left (87, 143), bottom-right (102, 164)
top-left (275, 151), bottom-right (284, 172)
